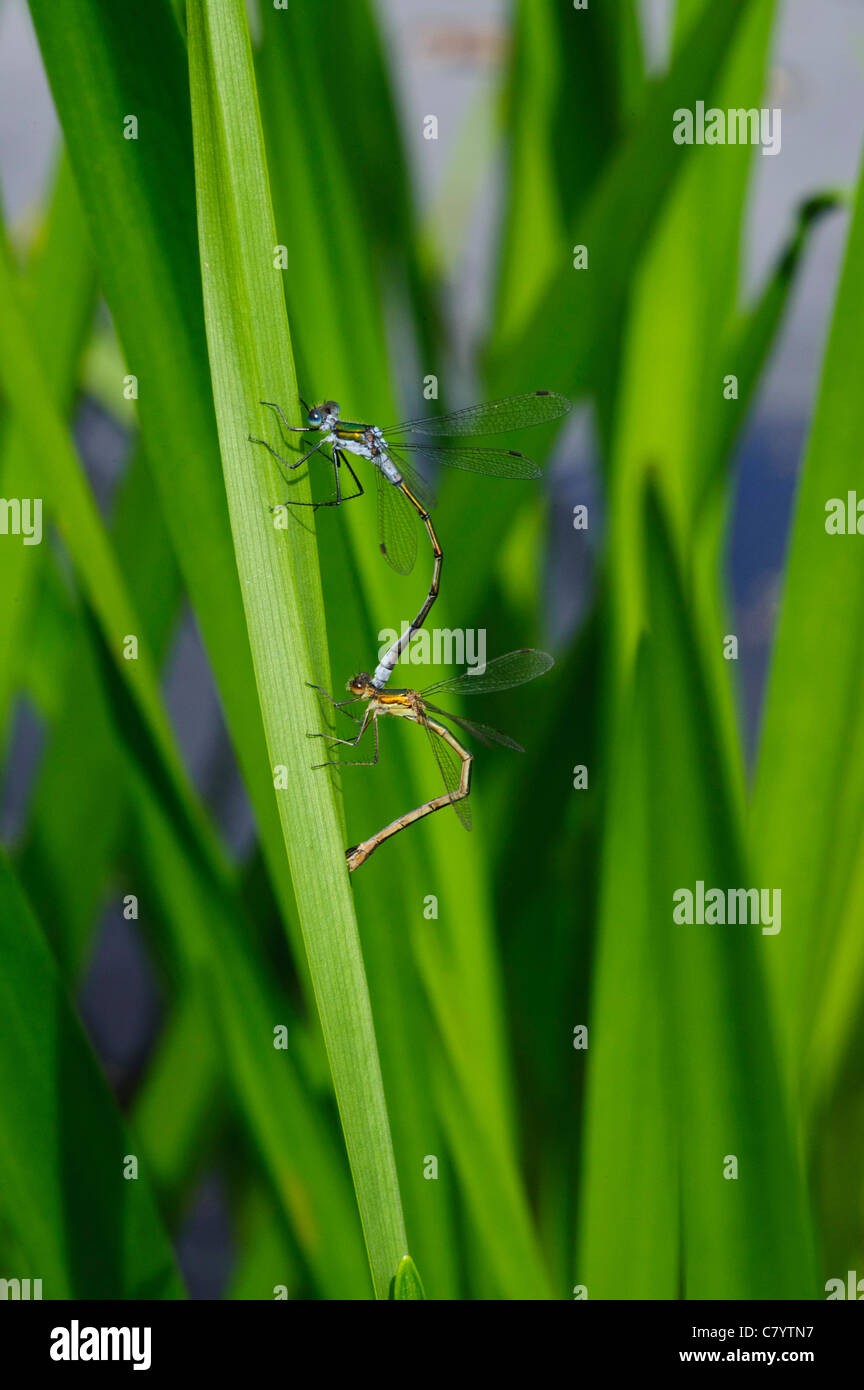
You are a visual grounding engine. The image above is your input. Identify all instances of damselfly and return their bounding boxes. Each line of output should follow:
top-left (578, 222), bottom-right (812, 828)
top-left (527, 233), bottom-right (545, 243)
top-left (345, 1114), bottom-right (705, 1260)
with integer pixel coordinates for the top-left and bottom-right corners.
top-left (250, 393), bottom-right (570, 687)
top-left (308, 648), bottom-right (554, 870)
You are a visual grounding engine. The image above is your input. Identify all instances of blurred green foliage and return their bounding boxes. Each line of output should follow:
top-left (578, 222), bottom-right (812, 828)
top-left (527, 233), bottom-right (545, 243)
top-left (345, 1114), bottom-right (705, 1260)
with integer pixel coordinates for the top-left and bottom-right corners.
top-left (0, 0), bottom-right (859, 1298)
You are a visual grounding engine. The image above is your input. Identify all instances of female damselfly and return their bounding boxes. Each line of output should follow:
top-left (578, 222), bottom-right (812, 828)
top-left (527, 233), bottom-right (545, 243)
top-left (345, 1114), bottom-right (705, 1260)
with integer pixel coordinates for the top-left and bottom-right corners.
top-left (308, 648), bottom-right (554, 870)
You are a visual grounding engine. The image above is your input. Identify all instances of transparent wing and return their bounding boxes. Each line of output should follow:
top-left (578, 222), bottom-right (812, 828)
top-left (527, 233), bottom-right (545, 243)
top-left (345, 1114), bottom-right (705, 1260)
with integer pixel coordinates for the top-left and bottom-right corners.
top-left (382, 447), bottom-right (437, 511)
top-left (422, 649), bottom-right (554, 697)
top-left (423, 705), bottom-right (524, 753)
top-left (376, 468), bottom-right (417, 575)
top-left (394, 442), bottom-right (540, 480)
top-left (385, 391), bottom-right (572, 438)
top-left (421, 714), bottom-right (471, 830)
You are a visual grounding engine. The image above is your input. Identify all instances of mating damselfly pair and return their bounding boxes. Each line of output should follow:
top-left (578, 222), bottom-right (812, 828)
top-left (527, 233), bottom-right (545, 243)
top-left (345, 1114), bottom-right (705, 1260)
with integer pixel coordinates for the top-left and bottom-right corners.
top-left (250, 390), bottom-right (570, 686)
top-left (251, 391), bottom-right (569, 868)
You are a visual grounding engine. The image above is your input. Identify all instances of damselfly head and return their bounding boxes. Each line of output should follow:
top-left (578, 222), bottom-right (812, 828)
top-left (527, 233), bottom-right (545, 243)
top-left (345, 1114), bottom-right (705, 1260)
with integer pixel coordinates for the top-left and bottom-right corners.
top-left (346, 673), bottom-right (375, 698)
top-left (306, 400), bottom-right (339, 429)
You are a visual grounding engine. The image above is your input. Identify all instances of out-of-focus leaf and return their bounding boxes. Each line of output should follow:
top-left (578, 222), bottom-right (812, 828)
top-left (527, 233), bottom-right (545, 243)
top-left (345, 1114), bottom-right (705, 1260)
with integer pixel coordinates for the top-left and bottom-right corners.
top-left (579, 485), bottom-right (816, 1298)
top-left (82, 598), bottom-right (371, 1297)
top-left (0, 153), bottom-right (96, 739)
top-left (488, 0), bottom-right (758, 393)
top-left (753, 151), bottom-right (864, 1111)
top-left (493, 0), bottom-right (644, 346)
top-left (0, 848), bottom-right (183, 1298)
top-left (28, 0), bottom-right (306, 973)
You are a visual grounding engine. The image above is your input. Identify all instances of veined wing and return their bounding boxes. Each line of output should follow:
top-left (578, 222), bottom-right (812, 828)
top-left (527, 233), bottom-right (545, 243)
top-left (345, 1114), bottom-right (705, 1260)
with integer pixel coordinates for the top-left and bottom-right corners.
top-left (394, 442), bottom-right (540, 480)
top-left (382, 446), bottom-right (437, 511)
top-left (385, 391), bottom-right (571, 438)
top-left (423, 649), bottom-right (554, 697)
top-left (376, 467), bottom-right (417, 575)
top-left (421, 714), bottom-right (471, 830)
top-left (424, 704), bottom-right (524, 753)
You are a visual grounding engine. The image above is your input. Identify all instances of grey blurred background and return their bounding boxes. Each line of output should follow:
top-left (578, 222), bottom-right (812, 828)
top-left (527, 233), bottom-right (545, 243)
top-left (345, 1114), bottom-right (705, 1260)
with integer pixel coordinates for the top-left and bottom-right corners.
top-left (1, 0), bottom-right (862, 1296)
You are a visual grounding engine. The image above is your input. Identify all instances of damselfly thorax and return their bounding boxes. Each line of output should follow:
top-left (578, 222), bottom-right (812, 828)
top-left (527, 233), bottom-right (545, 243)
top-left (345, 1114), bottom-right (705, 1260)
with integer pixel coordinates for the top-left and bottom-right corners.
top-left (330, 423), bottom-right (404, 488)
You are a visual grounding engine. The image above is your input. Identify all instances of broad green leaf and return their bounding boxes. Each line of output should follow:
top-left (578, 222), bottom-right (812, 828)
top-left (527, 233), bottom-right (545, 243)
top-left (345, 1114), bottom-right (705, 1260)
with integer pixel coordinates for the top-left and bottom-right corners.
top-left (256, 4), bottom-right (529, 1298)
top-left (579, 485), bottom-right (816, 1298)
top-left (28, 0), bottom-right (306, 976)
top-left (753, 149), bottom-right (864, 1110)
top-left (187, 0), bottom-right (407, 1299)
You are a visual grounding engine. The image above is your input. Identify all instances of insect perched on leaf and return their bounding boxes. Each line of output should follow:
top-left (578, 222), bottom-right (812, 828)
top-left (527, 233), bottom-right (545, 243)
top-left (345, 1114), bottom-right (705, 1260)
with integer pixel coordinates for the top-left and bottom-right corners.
top-left (250, 392), bottom-right (570, 686)
top-left (308, 649), bottom-right (555, 869)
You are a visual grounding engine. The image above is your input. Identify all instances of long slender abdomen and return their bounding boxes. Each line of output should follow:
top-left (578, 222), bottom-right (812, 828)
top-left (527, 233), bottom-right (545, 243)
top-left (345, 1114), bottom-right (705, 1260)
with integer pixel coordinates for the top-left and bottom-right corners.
top-left (372, 482), bottom-right (442, 688)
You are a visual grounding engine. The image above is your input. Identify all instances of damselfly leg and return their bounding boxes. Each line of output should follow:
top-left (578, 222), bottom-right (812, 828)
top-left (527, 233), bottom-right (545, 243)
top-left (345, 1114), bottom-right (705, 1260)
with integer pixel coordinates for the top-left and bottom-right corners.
top-left (306, 682), bottom-right (363, 719)
top-left (309, 708), bottom-right (380, 770)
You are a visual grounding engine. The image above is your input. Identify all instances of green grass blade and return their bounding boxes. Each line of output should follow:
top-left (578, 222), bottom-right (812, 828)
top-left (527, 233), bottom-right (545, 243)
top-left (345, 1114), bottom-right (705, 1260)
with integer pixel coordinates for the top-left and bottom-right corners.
top-left (18, 449), bottom-right (182, 975)
top-left (0, 152), bottom-right (96, 739)
top-left (630, 487), bottom-right (814, 1294)
top-left (131, 984), bottom-right (223, 1227)
top-left (186, 0), bottom-right (407, 1298)
top-left (435, 1059), bottom-right (553, 1298)
top-left (27, 0), bottom-right (306, 974)
top-left (255, 15), bottom-right (473, 1296)
top-left (392, 1255), bottom-right (426, 1301)
top-left (576, 644), bottom-right (678, 1298)
top-left (44, 591), bottom-right (372, 1296)
top-left (0, 229), bottom-right (221, 848)
top-left (259, 0), bottom-right (534, 1301)
top-left (602, 0), bottom-right (779, 803)
top-left (487, 0), bottom-right (758, 396)
top-left (711, 192), bottom-right (843, 497)
top-left (581, 486), bottom-right (817, 1298)
top-left (493, 0), bottom-right (644, 346)
top-left (226, 1177), bottom-right (303, 1301)
top-left (74, 582), bottom-right (371, 1294)
top-left (752, 151), bottom-right (864, 1106)
top-left (131, 788), bottom-right (372, 1298)
top-left (0, 848), bottom-right (184, 1298)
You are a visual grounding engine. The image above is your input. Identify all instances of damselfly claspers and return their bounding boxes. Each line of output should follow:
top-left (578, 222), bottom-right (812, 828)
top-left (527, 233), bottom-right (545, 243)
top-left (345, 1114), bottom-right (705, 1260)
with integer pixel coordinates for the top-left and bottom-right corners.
top-left (308, 648), bottom-right (554, 870)
top-left (250, 393), bottom-right (570, 687)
